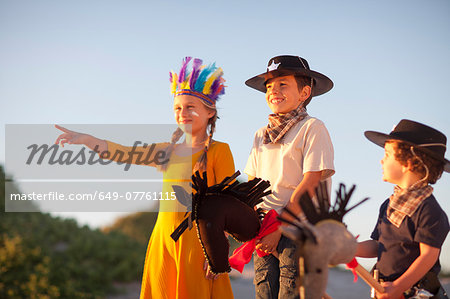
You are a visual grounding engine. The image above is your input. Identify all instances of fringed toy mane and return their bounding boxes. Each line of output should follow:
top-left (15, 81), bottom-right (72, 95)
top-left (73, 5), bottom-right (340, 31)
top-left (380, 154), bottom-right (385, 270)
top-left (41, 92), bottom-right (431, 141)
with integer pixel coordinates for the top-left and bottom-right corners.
top-left (278, 182), bottom-right (369, 299)
top-left (170, 57), bottom-right (225, 105)
top-left (283, 182), bottom-right (369, 226)
top-left (171, 171), bottom-right (271, 274)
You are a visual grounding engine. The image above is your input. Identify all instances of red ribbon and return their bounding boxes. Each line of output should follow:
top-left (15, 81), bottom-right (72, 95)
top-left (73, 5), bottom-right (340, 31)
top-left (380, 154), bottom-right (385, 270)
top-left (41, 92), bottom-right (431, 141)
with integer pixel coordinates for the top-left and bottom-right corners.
top-left (346, 257), bottom-right (359, 282)
top-left (229, 209), bottom-right (281, 273)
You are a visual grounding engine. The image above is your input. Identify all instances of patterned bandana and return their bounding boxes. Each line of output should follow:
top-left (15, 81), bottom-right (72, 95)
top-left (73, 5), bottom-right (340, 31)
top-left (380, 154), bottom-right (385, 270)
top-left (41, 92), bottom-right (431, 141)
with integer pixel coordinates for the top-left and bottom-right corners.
top-left (387, 183), bottom-right (433, 228)
top-left (263, 105), bottom-right (308, 144)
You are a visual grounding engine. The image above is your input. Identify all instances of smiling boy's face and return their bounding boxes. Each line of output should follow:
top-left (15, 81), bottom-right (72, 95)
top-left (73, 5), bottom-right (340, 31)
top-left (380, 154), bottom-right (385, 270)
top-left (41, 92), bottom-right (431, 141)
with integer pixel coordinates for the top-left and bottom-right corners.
top-left (265, 75), bottom-right (310, 115)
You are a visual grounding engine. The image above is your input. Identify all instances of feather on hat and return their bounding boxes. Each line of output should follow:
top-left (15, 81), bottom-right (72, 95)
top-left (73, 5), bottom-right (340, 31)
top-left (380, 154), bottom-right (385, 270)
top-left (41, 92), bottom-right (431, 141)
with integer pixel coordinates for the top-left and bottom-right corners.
top-left (170, 57), bottom-right (226, 106)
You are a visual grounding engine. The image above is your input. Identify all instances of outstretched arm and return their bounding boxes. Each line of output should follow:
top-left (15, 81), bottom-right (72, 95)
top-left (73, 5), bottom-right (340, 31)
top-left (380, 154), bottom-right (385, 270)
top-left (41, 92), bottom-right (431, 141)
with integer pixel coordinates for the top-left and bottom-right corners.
top-left (55, 125), bottom-right (108, 153)
top-left (356, 240), bottom-right (378, 258)
top-left (55, 125), bottom-right (167, 167)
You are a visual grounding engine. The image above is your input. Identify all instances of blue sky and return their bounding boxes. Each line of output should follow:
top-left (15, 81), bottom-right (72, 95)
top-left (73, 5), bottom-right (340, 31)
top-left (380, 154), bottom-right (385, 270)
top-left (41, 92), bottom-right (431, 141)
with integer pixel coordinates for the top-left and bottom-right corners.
top-left (1, 0), bottom-right (449, 271)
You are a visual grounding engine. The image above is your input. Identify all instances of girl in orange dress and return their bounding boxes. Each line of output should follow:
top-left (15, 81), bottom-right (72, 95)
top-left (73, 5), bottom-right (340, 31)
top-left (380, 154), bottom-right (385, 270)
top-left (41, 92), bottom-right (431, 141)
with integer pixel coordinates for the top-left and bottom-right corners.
top-left (55, 57), bottom-right (235, 298)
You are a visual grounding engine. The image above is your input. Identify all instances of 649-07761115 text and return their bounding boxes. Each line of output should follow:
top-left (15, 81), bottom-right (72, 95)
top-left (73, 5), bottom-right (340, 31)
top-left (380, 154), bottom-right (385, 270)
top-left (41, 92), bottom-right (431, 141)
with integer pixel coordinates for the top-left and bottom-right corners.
top-left (9, 191), bottom-right (177, 201)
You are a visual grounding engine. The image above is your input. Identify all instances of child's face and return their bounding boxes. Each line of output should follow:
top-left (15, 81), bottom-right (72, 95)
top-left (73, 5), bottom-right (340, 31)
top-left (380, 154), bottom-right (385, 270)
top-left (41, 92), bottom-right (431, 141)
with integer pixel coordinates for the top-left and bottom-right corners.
top-left (173, 94), bottom-right (215, 136)
top-left (265, 75), bottom-right (309, 114)
top-left (381, 142), bottom-right (406, 185)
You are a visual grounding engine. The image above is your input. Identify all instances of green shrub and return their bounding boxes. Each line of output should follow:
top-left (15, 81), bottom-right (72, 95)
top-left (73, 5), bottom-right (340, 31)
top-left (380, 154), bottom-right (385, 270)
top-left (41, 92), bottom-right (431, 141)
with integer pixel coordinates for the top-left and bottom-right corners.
top-left (102, 211), bottom-right (158, 245)
top-left (1, 165), bottom-right (148, 298)
top-left (0, 234), bottom-right (60, 298)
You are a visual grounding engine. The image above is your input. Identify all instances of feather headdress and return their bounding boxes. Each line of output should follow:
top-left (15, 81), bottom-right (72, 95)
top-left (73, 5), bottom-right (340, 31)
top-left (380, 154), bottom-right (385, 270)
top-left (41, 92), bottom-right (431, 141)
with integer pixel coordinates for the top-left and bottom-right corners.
top-left (169, 57), bottom-right (226, 106)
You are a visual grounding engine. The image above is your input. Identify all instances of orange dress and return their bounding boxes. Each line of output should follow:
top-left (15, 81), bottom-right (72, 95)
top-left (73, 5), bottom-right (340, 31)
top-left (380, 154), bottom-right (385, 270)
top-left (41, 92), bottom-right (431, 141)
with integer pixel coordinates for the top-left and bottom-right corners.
top-left (106, 140), bottom-right (235, 298)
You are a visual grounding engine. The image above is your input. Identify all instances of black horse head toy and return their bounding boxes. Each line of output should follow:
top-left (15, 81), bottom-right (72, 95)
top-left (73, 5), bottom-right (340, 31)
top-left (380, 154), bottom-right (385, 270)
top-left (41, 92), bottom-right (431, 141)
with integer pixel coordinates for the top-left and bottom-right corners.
top-left (171, 170), bottom-right (271, 274)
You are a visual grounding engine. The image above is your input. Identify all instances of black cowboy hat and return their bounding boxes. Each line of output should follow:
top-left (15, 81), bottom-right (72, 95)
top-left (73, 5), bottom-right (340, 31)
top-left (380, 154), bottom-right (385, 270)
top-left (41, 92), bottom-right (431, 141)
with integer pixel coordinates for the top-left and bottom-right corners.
top-left (245, 55), bottom-right (334, 97)
top-left (365, 119), bottom-right (450, 173)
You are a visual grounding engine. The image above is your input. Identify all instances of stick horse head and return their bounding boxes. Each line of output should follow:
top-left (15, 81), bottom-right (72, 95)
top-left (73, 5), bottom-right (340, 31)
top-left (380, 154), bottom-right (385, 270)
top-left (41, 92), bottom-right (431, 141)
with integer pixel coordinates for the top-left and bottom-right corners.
top-left (171, 171), bottom-right (271, 274)
top-left (278, 182), bottom-right (369, 299)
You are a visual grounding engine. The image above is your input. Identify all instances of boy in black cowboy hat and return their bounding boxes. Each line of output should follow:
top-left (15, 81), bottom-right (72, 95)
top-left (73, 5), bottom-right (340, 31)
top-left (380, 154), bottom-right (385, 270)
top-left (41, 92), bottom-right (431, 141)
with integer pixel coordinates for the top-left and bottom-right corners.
top-left (244, 55), bottom-right (335, 298)
top-left (357, 119), bottom-right (450, 299)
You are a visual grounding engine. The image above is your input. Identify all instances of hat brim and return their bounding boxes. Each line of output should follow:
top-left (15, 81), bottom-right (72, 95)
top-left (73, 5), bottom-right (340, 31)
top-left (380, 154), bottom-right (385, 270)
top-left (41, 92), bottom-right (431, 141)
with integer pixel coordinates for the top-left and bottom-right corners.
top-left (364, 131), bottom-right (450, 173)
top-left (245, 68), bottom-right (333, 97)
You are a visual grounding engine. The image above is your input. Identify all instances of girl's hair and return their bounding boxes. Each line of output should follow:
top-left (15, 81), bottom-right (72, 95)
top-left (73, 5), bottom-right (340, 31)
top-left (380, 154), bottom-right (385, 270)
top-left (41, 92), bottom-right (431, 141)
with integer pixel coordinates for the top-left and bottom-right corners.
top-left (193, 108), bottom-right (217, 172)
top-left (158, 127), bottom-right (184, 172)
top-left (387, 140), bottom-right (445, 184)
top-left (160, 57), bottom-right (224, 172)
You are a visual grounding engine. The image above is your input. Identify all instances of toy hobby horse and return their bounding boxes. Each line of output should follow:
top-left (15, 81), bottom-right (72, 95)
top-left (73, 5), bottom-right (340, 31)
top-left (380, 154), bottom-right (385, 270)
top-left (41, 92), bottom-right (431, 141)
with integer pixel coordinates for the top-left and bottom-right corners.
top-left (171, 170), bottom-right (271, 274)
top-left (278, 182), bottom-right (369, 299)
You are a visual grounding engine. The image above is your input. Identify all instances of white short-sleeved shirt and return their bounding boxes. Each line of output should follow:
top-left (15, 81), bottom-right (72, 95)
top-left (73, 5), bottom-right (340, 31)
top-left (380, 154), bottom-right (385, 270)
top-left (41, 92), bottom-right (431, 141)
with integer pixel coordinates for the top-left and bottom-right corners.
top-left (244, 115), bottom-right (335, 213)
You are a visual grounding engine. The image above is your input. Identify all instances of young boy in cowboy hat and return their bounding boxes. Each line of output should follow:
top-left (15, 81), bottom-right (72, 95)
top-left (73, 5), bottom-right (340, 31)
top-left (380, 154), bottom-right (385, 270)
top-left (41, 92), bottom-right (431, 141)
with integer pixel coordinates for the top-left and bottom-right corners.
top-left (357, 119), bottom-right (450, 299)
top-left (244, 55), bottom-right (335, 298)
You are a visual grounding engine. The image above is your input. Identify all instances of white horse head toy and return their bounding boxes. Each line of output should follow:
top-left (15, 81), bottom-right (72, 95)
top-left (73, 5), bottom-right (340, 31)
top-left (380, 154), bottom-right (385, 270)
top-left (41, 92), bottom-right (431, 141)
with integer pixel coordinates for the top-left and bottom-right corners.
top-left (279, 182), bottom-right (369, 299)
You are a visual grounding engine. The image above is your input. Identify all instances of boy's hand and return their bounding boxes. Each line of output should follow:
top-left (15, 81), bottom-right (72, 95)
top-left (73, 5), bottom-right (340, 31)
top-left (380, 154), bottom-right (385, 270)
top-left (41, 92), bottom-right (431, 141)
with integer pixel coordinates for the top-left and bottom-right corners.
top-left (255, 230), bottom-right (281, 254)
top-left (281, 171), bottom-right (323, 221)
top-left (283, 200), bottom-right (302, 217)
top-left (375, 243), bottom-right (439, 299)
top-left (376, 281), bottom-right (404, 299)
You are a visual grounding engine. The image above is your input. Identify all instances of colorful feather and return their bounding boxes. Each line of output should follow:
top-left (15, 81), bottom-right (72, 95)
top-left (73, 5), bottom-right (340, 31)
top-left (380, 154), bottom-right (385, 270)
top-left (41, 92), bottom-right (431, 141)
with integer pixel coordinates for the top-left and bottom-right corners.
top-left (189, 58), bottom-right (202, 89)
top-left (203, 67), bottom-right (223, 95)
top-left (215, 84), bottom-right (224, 98)
top-left (180, 71), bottom-right (191, 90)
top-left (177, 57), bottom-right (192, 84)
top-left (171, 72), bottom-right (178, 94)
top-left (195, 64), bottom-right (216, 91)
top-left (209, 79), bottom-right (220, 100)
top-left (170, 57), bottom-right (225, 103)
top-left (210, 77), bottom-right (225, 100)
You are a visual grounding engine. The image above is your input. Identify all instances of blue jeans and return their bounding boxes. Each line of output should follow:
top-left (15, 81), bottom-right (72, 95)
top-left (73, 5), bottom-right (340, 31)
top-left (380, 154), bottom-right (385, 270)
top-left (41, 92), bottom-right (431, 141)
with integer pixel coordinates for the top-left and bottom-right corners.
top-left (253, 235), bottom-right (300, 299)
